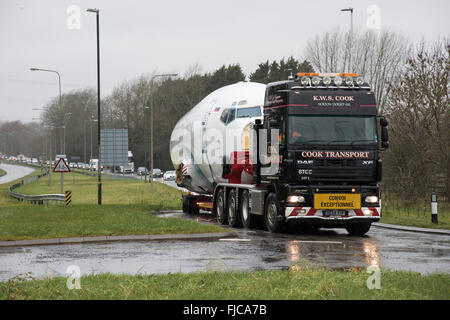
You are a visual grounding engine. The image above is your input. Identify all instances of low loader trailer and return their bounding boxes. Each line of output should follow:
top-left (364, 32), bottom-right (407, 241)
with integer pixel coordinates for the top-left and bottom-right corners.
top-left (180, 73), bottom-right (389, 236)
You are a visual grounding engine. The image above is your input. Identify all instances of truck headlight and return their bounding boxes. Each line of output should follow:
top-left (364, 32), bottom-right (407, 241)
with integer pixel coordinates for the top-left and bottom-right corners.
top-left (311, 76), bottom-right (320, 86)
top-left (301, 76), bottom-right (310, 86)
top-left (287, 195), bottom-right (305, 203)
top-left (365, 196), bottom-right (378, 203)
top-left (334, 76), bottom-right (342, 86)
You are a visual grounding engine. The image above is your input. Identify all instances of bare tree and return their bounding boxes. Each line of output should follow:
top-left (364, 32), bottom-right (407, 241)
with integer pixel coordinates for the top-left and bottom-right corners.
top-left (305, 28), bottom-right (411, 113)
top-left (384, 38), bottom-right (449, 200)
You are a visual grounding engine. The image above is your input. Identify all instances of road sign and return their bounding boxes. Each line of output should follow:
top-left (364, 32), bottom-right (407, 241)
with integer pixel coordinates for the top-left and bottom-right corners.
top-left (53, 158), bottom-right (71, 173)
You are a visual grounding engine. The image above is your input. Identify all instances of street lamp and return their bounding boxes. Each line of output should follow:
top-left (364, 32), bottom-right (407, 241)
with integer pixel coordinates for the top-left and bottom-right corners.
top-left (30, 67), bottom-right (62, 122)
top-left (341, 7), bottom-right (353, 32)
top-left (87, 7), bottom-right (102, 205)
top-left (149, 73), bottom-right (178, 192)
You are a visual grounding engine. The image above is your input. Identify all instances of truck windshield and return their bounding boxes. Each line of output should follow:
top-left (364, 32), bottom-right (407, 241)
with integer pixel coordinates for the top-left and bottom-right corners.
top-left (288, 115), bottom-right (378, 145)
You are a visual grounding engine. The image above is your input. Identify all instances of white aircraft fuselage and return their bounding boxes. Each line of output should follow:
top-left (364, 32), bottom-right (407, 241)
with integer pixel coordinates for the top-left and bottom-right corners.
top-left (170, 82), bottom-right (266, 194)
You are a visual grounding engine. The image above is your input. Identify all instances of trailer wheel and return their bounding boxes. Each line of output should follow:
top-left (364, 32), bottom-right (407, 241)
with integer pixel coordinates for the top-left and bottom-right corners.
top-left (215, 188), bottom-right (227, 225)
top-left (227, 189), bottom-right (240, 227)
top-left (264, 193), bottom-right (285, 233)
top-left (182, 195), bottom-right (189, 214)
top-left (345, 222), bottom-right (372, 236)
top-left (182, 195), bottom-right (199, 215)
top-left (240, 190), bottom-right (254, 229)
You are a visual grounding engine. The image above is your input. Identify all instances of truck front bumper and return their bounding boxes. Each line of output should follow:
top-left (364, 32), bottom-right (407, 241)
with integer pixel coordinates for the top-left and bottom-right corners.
top-left (285, 206), bottom-right (380, 223)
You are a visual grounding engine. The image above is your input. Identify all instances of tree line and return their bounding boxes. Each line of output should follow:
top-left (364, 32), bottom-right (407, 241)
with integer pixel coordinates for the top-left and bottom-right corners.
top-left (0, 29), bottom-right (448, 201)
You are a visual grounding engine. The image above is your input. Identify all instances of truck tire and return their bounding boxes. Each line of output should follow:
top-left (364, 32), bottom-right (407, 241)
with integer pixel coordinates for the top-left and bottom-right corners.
top-left (264, 193), bottom-right (285, 233)
top-left (240, 190), bottom-right (254, 229)
top-left (215, 188), bottom-right (228, 225)
top-left (182, 195), bottom-right (189, 214)
top-left (182, 195), bottom-right (199, 215)
top-left (227, 189), bottom-right (240, 227)
top-left (346, 222), bottom-right (372, 236)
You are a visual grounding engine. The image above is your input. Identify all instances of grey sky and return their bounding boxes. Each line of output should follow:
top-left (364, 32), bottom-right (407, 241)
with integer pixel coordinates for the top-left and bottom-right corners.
top-left (0, 0), bottom-right (449, 122)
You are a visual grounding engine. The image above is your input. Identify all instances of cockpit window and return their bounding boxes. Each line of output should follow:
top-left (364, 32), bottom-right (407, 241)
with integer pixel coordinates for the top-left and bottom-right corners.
top-left (220, 109), bottom-right (230, 123)
top-left (236, 107), bottom-right (261, 118)
top-left (220, 108), bottom-right (237, 125)
top-left (227, 108), bottom-right (236, 123)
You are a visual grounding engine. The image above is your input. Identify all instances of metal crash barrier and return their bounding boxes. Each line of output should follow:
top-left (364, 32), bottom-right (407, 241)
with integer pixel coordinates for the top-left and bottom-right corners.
top-left (8, 170), bottom-right (66, 206)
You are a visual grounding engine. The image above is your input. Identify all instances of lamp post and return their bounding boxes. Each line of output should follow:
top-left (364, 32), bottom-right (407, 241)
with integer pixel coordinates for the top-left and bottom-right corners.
top-left (30, 68), bottom-right (63, 154)
top-left (149, 73), bottom-right (178, 192)
top-left (341, 7), bottom-right (353, 32)
top-left (89, 118), bottom-right (98, 163)
top-left (63, 112), bottom-right (72, 155)
top-left (87, 8), bottom-right (102, 205)
top-left (144, 106), bottom-right (149, 182)
top-left (30, 68), bottom-right (61, 111)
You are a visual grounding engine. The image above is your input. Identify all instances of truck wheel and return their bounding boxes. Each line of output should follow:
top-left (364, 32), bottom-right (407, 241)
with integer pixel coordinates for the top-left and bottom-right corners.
top-left (182, 195), bottom-right (189, 214)
top-left (264, 193), bottom-right (285, 233)
top-left (240, 190), bottom-right (254, 229)
top-left (182, 195), bottom-right (199, 215)
top-left (346, 222), bottom-right (372, 236)
top-left (227, 189), bottom-right (240, 227)
top-left (215, 188), bottom-right (228, 225)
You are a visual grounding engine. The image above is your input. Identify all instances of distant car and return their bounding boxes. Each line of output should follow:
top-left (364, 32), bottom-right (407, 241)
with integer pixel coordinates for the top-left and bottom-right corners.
top-left (77, 162), bottom-right (84, 169)
top-left (152, 168), bottom-right (163, 178)
top-left (69, 162), bottom-right (77, 168)
top-left (163, 170), bottom-right (176, 181)
top-left (137, 167), bottom-right (148, 176)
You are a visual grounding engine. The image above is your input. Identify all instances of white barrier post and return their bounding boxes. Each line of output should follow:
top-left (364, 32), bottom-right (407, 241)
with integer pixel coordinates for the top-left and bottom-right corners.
top-left (431, 192), bottom-right (438, 224)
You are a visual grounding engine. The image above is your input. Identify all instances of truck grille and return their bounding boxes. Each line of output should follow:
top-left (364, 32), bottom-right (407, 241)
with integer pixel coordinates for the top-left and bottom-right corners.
top-left (314, 159), bottom-right (356, 167)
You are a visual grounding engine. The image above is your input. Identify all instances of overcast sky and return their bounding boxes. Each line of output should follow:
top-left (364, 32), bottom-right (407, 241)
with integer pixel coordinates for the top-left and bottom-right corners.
top-left (0, 0), bottom-right (449, 122)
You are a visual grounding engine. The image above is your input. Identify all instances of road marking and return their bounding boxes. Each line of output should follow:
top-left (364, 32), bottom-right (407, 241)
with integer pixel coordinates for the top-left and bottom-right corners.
top-left (219, 238), bottom-right (251, 242)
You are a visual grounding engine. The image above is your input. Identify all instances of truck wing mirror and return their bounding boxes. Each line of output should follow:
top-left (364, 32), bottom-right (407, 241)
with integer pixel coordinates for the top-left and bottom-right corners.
top-left (380, 116), bottom-right (388, 127)
top-left (381, 126), bottom-right (388, 141)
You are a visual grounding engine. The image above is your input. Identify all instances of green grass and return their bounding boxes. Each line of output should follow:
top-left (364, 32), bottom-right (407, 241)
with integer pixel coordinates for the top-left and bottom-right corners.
top-left (0, 170), bottom-right (226, 241)
top-left (1, 267), bottom-right (449, 300)
top-left (0, 168), bottom-right (6, 177)
top-left (381, 203), bottom-right (450, 230)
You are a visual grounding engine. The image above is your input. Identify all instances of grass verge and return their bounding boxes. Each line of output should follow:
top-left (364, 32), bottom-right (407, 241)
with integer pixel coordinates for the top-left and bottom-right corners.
top-left (0, 168), bottom-right (6, 177)
top-left (0, 170), bottom-right (226, 241)
top-left (1, 267), bottom-right (449, 300)
top-left (381, 203), bottom-right (450, 230)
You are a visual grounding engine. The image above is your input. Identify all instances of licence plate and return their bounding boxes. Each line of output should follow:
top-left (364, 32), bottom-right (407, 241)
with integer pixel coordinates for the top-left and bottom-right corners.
top-left (323, 210), bottom-right (347, 217)
top-left (314, 193), bottom-right (361, 210)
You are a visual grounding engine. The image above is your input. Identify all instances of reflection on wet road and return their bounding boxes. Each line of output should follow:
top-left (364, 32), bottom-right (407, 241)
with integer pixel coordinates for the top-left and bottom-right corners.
top-left (0, 211), bottom-right (448, 281)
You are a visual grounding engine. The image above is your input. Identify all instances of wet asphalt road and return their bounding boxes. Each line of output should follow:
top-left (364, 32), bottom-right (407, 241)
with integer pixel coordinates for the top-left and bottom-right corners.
top-left (0, 163), bottom-right (35, 184)
top-left (0, 171), bottom-right (449, 281)
top-left (0, 210), bottom-right (449, 281)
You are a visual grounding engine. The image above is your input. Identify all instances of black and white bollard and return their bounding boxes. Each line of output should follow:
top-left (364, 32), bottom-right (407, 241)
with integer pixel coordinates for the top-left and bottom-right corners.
top-left (431, 192), bottom-right (438, 224)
